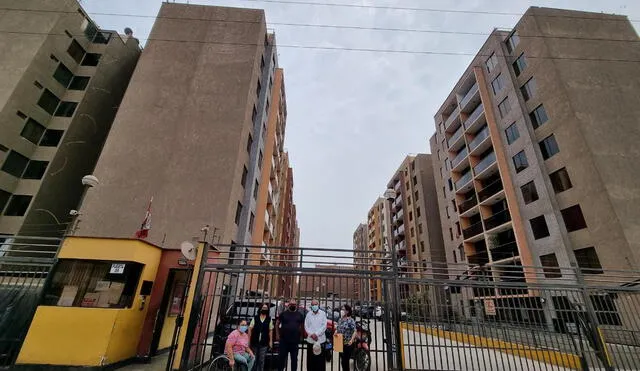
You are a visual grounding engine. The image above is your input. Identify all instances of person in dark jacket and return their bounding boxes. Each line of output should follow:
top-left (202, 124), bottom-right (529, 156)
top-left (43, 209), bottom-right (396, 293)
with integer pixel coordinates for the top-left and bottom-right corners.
top-left (277, 298), bottom-right (304, 371)
top-left (249, 303), bottom-right (273, 371)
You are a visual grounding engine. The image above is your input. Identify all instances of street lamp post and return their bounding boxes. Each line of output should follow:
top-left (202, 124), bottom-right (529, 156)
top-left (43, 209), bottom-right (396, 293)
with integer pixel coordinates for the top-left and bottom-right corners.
top-left (66, 175), bottom-right (99, 236)
top-left (383, 188), bottom-right (404, 370)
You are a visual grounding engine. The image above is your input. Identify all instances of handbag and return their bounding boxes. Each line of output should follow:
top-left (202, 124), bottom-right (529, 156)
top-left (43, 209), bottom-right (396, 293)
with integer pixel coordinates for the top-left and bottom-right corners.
top-left (333, 333), bottom-right (344, 352)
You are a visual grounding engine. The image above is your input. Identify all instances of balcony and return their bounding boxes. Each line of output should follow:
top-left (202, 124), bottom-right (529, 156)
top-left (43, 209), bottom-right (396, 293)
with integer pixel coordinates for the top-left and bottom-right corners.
top-left (264, 209), bottom-right (270, 229)
top-left (458, 195), bottom-right (478, 214)
top-left (393, 209), bottom-right (404, 225)
top-left (469, 126), bottom-right (490, 153)
top-left (395, 240), bottom-right (407, 251)
top-left (484, 209), bottom-right (512, 231)
top-left (459, 82), bottom-right (479, 111)
top-left (394, 224), bottom-right (405, 237)
top-left (468, 250), bottom-right (489, 266)
top-left (444, 107), bottom-right (460, 131)
top-left (454, 170), bottom-right (473, 192)
top-left (462, 221), bottom-right (483, 240)
top-left (478, 178), bottom-right (504, 202)
top-left (394, 180), bottom-right (401, 192)
top-left (490, 241), bottom-right (519, 262)
top-left (451, 147), bottom-right (469, 170)
top-left (463, 103), bottom-right (485, 132)
top-left (474, 151), bottom-right (496, 176)
top-left (447, 125), bottom-right (465, 151)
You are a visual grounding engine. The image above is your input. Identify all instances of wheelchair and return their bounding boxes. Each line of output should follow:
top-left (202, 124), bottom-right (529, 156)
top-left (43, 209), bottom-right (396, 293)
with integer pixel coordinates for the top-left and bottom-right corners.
top-left (208, 354), bottom-right (250, 371)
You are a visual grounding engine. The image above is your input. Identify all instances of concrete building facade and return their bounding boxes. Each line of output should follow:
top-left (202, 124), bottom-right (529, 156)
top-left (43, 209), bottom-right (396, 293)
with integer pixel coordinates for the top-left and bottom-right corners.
top-left (0, 0), bottom-right (140, 239)
top-left (429, 7), bottom-right (640, 322)
top-left (352, 223), bottom-right (368, 300)
top-left (366, 197), bottom-right (389, 303)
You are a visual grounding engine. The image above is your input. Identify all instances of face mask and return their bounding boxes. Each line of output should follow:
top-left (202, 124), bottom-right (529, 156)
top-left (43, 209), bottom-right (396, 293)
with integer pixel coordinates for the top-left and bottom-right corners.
top-left (340, 310), bottom-right (346, 317)
top-left (239, 325), bottom-right (248, 333)
top-left (289, 305), bottom-right (297, 311)
top-left (311, 305), bottom-right (319, 312)
top-left (261, 309), bottom-right (268, 315)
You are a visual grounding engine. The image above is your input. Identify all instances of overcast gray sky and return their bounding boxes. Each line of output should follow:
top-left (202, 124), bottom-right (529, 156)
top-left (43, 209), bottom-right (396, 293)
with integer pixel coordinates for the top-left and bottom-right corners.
top-left (82, 0), bottom-right (639, 252)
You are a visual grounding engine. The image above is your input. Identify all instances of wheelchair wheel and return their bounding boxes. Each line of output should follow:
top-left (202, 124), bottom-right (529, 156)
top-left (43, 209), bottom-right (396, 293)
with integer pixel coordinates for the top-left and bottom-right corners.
top-left (353, 348), bottom-right (371, 371)
top-left (209, 355), bottom-right (233, 371)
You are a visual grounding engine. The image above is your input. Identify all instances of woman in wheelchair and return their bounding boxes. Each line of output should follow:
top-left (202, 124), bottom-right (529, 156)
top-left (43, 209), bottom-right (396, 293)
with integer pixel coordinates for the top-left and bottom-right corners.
top-left (225, 319), bottom-right (256, 370)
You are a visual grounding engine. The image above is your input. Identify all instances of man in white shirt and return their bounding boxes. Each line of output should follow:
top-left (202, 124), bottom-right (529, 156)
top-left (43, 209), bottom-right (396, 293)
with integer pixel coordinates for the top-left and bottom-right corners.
top-left (304, 299), bottom-right (327, 371)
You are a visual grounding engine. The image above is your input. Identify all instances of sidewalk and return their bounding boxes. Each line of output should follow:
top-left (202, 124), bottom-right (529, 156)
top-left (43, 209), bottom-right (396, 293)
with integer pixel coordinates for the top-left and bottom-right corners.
top-left (116, 354), bottom-right (168, 371)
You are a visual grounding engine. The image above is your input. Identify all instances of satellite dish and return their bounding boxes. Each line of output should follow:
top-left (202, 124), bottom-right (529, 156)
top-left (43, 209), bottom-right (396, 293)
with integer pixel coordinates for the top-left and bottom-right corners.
top-left (180, 241), bottom-right (197, 261)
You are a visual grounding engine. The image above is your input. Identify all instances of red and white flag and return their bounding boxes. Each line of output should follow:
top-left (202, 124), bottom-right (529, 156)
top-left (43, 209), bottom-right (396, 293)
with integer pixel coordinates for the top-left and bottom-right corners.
top-left (135, 197), bottom-right (153, 239)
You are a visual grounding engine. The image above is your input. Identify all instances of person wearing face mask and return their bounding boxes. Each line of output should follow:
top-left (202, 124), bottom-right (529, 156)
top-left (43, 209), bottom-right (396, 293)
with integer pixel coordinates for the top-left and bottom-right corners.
top-left (249, 303), bottom-right (274, 371)
top-left (336, 304), bottom-right (357, 370)
top-left (225, 319), bottom-right (255, 370)
top-left (277, 298), bottom-right (304, 371)
top-left (304, 299), bottom-right (327, 371)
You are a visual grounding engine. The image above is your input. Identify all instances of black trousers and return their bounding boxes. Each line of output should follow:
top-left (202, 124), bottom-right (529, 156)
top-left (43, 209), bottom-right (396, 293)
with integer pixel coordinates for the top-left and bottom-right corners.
top-left (279, 342), bottom-right (299, 371)
top-left (306, 343), bottom-right (326, 371)
top-left (340, 344), bottom-right (354, 371)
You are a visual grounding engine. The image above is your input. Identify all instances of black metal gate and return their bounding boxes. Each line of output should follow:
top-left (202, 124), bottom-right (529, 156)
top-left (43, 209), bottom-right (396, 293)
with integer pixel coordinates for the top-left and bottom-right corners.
top-left (170, 243), bottom-right (640, 371)
top-left (0, 236), bottom-right (59, 368)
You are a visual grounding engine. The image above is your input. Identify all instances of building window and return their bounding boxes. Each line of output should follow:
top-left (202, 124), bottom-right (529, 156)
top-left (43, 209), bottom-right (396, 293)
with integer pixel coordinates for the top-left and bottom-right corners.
top-left (445, 206), bottom-right (449, 218)
top-left (539, 135), bottom-right (560, 160)
top-left (247, 134), bottom-right (253, 154)
top-left (256, 80), bottom-right (262, 98)
top-left (234, 201), bottom-right (243, 225)
top-left (81, 53), bottom-right (101, 66)
top-left (453, 250), bottom-right (457, 263)
top-left (412, 245), bottom-right (416, 255)
top-left (456, 222), bottom-right (461, 236)
top-left (416, 207), bottom-right (421, 218)
top-left (409, 211), bottom-right (413, 221)
top-left (4, 195), bottom-right (32, 216)
top-left (1, 151), bottom-right (29, 178)
top-left (258, 151), bottom-right (263, 169)
top-left (506, 31), bottom-right (520, 53)
top-left (498, 97), bottom-right (511, 118)
top-left (20, 118), bottom-right (46, 145)
top-left (241, 166), bottom-right (248, 187)
top-left (260, 55), bottom-right (265, 71)
top-left (549, 168), bottom-right (572, 193)
top-left (512, 150), bottom-right (529, 173)
top-left (451, 199), bottom-right (456, 212)
top-left (486, 52), bottom-right (498, 73)
top-left (69, 76), bottom-right (90, 91)
top-left (449, 228), bottom-right (453, 241)
top-left (491, 74), bottom-right (505, 95)
top-left (529, 105), bottom-right (549, 129)
top-left (415, 191), bottom-right (419, 201)
top-left (54, 101), bottom-right (78, 117)
top-left (520, 77), bottom-right (536, 101)
top-left (249, 212), bottom-right (255, 231)
top-left (53, 63), bottom-right (74, 87)
top-left (420, 241), bottom-right (425, 252)
top-left (505, 122), bottom-right (520, 145)
top-left (67, 40), bottom-right (86, 64)
top-left (37, 89), bottom-right (61, 115)
top-left (591, 295), bottom-right (621, 325)
top-left (40, 129), bottom-right (64, 147)
top-left (447, 178), bottom-right (453, 191)
top-left (0, 189), bottom-right (10, 214)
top-left (513, 53), bottom-right (527, 76)
top-left (561, 205), bottom-right (587, 232)
top-left (253, 180), bottom-right (259, 199)
top-left (412, 176), bottom-right (417, 186)
top-left (530, 215), bottom-right (550, 240)
top-left (22, 160), bottom-right (49, 180)
top-left (407, 196), bottom-right (412, 205)
top-left (540, 253), bottom-right (562, 278)
top-left (418, 224), bottom-right (423, 234)
top-left (521, 181), bottom-right (539, 204)
top-left (252, 106), bottom-right (258, 124)
top-left (42, 259), bottom-right (143, 308)
top-left (574, 247), bottom-right (603, 274)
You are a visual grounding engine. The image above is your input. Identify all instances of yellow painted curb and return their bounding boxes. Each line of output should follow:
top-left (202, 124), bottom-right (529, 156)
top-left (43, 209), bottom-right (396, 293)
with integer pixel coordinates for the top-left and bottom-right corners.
top-left (400, 323), bottom-right (581, 370)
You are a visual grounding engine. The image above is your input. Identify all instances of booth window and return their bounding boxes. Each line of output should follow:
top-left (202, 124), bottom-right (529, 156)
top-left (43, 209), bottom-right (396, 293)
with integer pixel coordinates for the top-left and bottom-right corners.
top-left (43, 259), bottom-right (143, 309)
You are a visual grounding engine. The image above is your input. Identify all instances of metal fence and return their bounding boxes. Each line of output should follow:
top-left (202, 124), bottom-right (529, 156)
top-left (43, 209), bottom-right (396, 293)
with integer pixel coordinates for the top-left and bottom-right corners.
top-left (170, 243), bottom-right (640, 371)
top-left (0, 236), bottom-right (60, 367)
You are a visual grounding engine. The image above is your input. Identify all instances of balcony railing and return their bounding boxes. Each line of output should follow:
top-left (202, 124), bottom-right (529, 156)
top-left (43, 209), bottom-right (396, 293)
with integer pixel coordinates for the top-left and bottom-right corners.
top-left (462, 221), bottom-right (483, 239)
top-left (447, 125), bottom-right (464, 148)
top-left (395, 224), bottom-right (405, 236)
top-left (464, 103), bottom-right (484, 130)
top-left (473, 151), bottom-right (496, 175)
top-left (459, 82), bottom-right (479, 109)
top-left (478, 178), bottom-right (504, 202)
top-left (468, 250), bottom-right (489, 266)
top-left (469, 126), bottom-right (490, 151)
top-left (444, 107), bottom-right (460, 130)
top-left (458, 195), bottom-right (478, 214)
top-left (490, 241), bottom-right (519, 261)
top-left (455, 170), bottom-right (473, 190)
top-left (396, 241), bottom-right (407, 251)
top-left (484, 209), bottom-right (512, 230)
top-left (451, 147), bottom-right (468, 168)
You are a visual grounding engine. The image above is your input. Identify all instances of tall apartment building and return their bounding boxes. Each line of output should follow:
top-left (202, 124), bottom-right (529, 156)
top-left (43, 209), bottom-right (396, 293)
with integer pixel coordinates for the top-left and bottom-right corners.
top-left (430, 7), bottom-right (640, 320)
top-left (0, 0), bottom-right (140, 240)
top-left (77, 4), bottom-right (298, 263)
top-left (352, 223), bottom-right (368, 300)
top-left (366, 197), bottom-right (389, 303)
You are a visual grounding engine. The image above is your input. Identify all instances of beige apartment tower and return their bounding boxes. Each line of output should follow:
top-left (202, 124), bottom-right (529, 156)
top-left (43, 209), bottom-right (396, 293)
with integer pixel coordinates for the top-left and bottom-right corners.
top-left (430, 7), bottom-right (640, 320)
top-left (0, 0), bottom-right (140, 239)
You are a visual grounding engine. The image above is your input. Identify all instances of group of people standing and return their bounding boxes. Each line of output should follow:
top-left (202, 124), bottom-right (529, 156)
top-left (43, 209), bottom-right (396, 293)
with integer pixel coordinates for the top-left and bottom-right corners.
top-left (225, 298), bottom-right (358, 371)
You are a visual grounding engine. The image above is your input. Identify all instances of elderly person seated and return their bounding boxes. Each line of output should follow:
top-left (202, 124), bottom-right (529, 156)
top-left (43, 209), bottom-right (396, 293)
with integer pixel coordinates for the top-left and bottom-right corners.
top-left (225, 319), bottom-right (256, 370)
